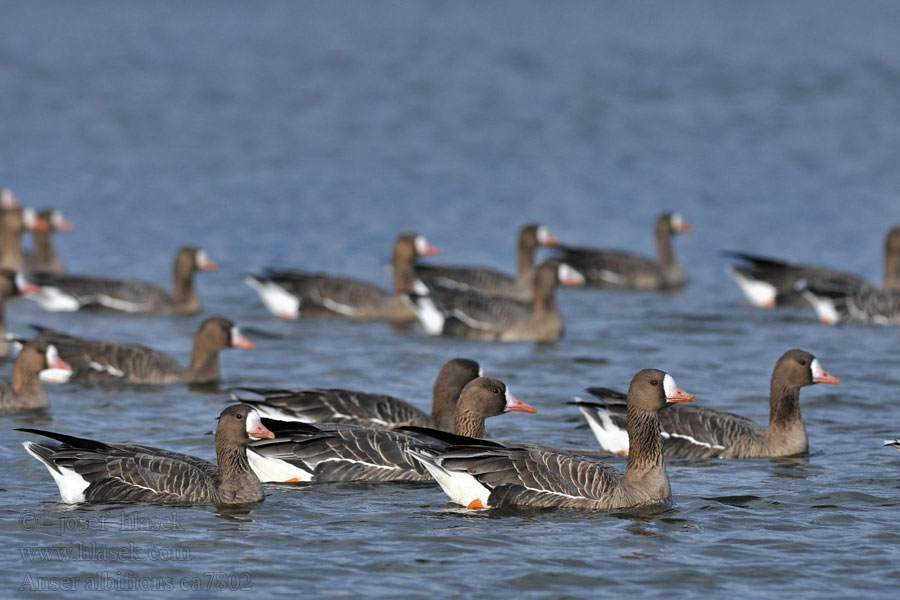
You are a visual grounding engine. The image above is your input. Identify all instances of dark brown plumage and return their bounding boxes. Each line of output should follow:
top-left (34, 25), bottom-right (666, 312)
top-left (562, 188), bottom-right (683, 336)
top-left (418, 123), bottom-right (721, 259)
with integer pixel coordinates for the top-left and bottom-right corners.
top-left (25, 245), bottom-right (217, 314)
top-left (31, 316), bottom-right (254, 384)
top-left (409, 369), bottom-right (694, 510)
top-left (575, 350), bottom-right (839, 459)
top-left (25, 208), bottom-right (73, 274)
top-left (0, 207), bottom-right (49, 272)
top-left (19, 404), bottom-right (275, 506)
top-left (246, 233), bottom-right (440, 321)
top-left (247, 377), bottom-right (536, 483)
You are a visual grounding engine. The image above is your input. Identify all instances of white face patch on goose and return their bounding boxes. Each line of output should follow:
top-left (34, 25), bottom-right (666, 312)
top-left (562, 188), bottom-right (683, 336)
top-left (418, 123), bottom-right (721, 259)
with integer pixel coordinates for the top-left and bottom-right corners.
top-left (22, 207), bottom-right (37, 229)
top-left (245, 409), bottom-right (265, 436)
top-left (477, 366), bottom-right (484, 378)
top-left (536, 226), bottom-right (551, 245)
top-left (670, 213), bottom-right (684, 230)
top-left (195, 249), bottom-right (211, 268)
top-left (558, 263), bottom-right (585, 286)
top-left (810, 359), bottom-right (826, 380)
top-left (663, 374), bottom-right (679, 399)
top-left (414, 235), bottom-right (434, 256)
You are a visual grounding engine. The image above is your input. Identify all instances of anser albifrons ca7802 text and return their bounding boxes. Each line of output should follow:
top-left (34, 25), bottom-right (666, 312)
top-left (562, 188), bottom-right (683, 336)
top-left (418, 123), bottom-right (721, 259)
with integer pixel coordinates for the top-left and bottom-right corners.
top-left (725, 226), bottom-right (900, 308)
top-left (233, 357), bottom-right (482, 431)
top-left (25, 208), bottom-right (73, 274)
top-left (0, 340), bottom-right (72, 414)
top-left (557, 212), bottom-right (690, 290)
top-left (19, 404), bottom-right (275, 506)
top-left (24, 245), bottom-right (217, 314)
top-left (573, 349), bottom-right (838, 458)
top-left (247, 377), bottom-right (536, 483)
top-left (409, 259), bottom-right (584, 342)
top-left (245, 233), bottom-right (439, 321)
top-left (414, 223), bottom-right (560, 301)
top-left (408, 369), bottom-right (694, 510)
top-left (31, 316), bottom-right (255, 384)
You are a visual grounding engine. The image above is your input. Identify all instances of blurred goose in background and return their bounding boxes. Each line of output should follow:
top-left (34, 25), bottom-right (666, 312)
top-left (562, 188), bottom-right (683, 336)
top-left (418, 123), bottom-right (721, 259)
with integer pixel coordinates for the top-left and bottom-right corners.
top-left (247, 377), bottom-right (536, 484)
top-left (800, 285), bottom-right (900, 325)
top-left (0, 207), bottom-right (49, 272)
top-left (884, 439), bottom-right (900, 451)
top-left (24, 245), bottom-right (216, 314)
top-left (414, 223), bottom-right (560, 300)
top-left (25, 208), bottom-right (74, 274)
top-left (0, 339), bottom-right (72, 414)
top-left (0, 269), bottom-right (41, 357)
top-left (557, 212), bottom-right (690, 290)
top-left (573, 349), bottom-right (838, 458)
top-left (31, 316), bottom-right (254, 384)
top-left (725, 225), bottom-right (900, 308)
top-left (1, 188), bottom-right (21, 209)
top-left (408, 259), bottom-right (584, 342)
top-left (408, 369), bottom-right (694, 510)
top-left (246, 232), bottom-right (439, 322)
top-left (18, 404), bottom-right (274, 506)
top-left (233, 357), bottom-right (482, 431)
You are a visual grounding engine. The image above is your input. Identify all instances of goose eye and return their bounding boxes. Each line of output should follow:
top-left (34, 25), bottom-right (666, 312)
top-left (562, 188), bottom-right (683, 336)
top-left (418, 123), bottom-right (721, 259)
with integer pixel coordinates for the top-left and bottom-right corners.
top-left (236, 413), bottom-right (243, 420)
top-left (650, 380), bottom-right (659, 386)
top-left (491, 387), bottom-right (500, 394)
top-left (799, 360), bottom-right (807, 366)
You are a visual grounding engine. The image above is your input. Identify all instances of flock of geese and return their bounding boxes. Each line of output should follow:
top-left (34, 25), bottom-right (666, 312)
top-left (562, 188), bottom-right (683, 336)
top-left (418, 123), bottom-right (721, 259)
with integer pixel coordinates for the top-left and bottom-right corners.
top-left (1, 189), bottom-right (897, 511)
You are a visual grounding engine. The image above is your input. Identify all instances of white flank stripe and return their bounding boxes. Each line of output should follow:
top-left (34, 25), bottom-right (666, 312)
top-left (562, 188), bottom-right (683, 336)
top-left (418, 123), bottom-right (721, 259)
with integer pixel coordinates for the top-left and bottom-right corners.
top-left (94, 295), bottom-right (149, 313)
top-left (660, 431), bottom-right (725, 450)
top-left (321, 297), bottom-right (360, 317)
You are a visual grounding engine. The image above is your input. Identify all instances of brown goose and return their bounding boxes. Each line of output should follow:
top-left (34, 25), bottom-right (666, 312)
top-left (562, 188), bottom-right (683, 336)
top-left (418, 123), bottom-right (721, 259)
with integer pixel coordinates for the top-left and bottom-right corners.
top-left (19, 404), bottom-right (275, 506)
top-left (31, 316), bottom-right (255, 385)
top-left (245, 233), bottom-right (440, 321)
top-left (247, 377), bottom-right (536, 483)
top-left (0, 269), bottom-right (41, 357)
top-left (234, 357), bottom-right (482, 431)
top-left (0, 339), bottom-right (72, 414)
top-left (25, 245), bottom-right (217, 314)
top-left (25, 209), bottom-right (73, 274)
top-left (408, 259), bottom-right (585, 342)
top-left (408, 369), bottom-right (694, 510)
top-left (725, 226), bottom-right (900, 308)
top-left (0, 207), bottom-right (49, 272)
top-left (558, 213), bottom-right (690, 290)
top-left (574, 350), bottom-right (839, 459)
top-left (414, 224), bottom-right (560, 300)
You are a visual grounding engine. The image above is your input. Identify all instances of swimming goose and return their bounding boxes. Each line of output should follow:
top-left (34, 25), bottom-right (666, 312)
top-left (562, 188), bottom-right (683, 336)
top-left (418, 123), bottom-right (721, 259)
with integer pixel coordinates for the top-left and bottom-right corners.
top-left (19, 404), bottom-right (275, 506)
top-left (0, 270), bottom-right (41, 357)
top-left (573, 349), bottom-right (838, 458)
top-left (557, 213), bottom-right (690, 290)
top-left (414, 224), bottom-right (560, 300)
top-left (725, 226), bottom-right (900, 308)
top-left (247, 377), bottom-right (536, 483)
top-left (24, 245), bottom-right (217, 314)
top-left (31, 316), bottom-right (254, 384)
top-left (408, 259), bottom-right (584, 342)
top-left (408, 369), bottom-right (694, 510)
top-left (0, 339), bottom-right (72, 414)
top-left (245, 233), bottom-right (439, 321)
top-left (800, 285), bottom-right (900, 325)
top-left (0, 207), bottom-right (49, 272)
top-left (25, 209), bottom-right (73, 274)
top-left (233, 357), bottom-right (482, 431)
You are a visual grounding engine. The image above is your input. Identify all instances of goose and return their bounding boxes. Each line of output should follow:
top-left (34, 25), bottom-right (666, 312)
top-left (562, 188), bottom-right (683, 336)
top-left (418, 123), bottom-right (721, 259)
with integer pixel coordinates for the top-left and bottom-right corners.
top-left (247, 377), bottom-right (536, 483)
top-left (233, 357), bottom-right (482, 431)
top-left (30, 316), bottom-right (255, 384)
top-left (25, 209), bottom-right (73, 274)
top-left (800, 285), bottom-right (900, 325)
top-left (408, 369), bottom-right (694, 510)
top-left (0, 270), bottom-right (41, 357)
top-left (414, 224), bottom-right (560, 300)
top-left (24, 245), bottom-right (217, 314)
top-left (724, 226), bottom-right (900, 308)
top-left (0, 339), bottom-right (72, 414)
top-left (408, 259), bottom-right (584, 342)
top-left (884, 439), bottom-right (900, 451)
top-left (573, 349), bottom-right (838, 458)
top-left (19, 404), bottom-right (275, 506)
top-left (557, 213), bottom-right (690, 290)
top-left (0, 207), bottom-right (49, 272)
top-left (245, 233), bottom-right (439, 321)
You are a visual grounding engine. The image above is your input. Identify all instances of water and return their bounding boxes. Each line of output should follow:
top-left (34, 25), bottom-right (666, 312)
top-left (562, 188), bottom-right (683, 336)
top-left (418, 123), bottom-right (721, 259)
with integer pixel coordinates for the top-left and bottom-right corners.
top-left (2, 1), bottom-right (900, 597)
